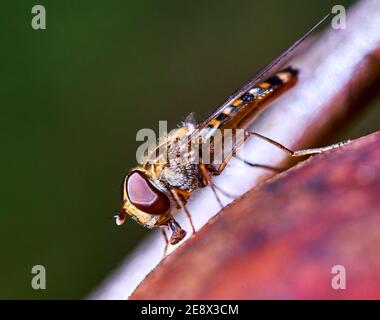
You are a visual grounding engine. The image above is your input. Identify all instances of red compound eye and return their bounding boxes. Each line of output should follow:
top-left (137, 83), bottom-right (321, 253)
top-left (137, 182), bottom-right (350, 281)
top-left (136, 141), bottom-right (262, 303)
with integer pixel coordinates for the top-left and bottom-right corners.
top-left (126, 171), bottom-right (170, 215)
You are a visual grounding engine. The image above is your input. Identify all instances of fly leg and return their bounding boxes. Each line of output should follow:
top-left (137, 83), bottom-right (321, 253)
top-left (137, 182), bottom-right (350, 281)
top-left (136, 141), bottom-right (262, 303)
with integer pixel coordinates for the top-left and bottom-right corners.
top-left (203, 131), bottom-right (348, 195)
top-left (230, 132), bottom-right (348, 174)
top-left (235, 155), bottom-right (286, 172)
top-left (212, 183), bottom-right (237, 199)
top-left (171, 188), bottom-right (196, 233)
top-left (160, 227), bottom-right (169, 258)
top-left (208, 145), bottom-right (285, 176)
top-left (245, 131), bottom-right (350, 157)
top-left (207, 159), bottom-right (284, 201)
top-left (202, 141), bottom-right (249, 200)
top-left (199, 164), bottom-right (225, 209)
top-left (199, 129), bottom-right (348, 202)
top-left (168, 218), bottom-right (187, 244)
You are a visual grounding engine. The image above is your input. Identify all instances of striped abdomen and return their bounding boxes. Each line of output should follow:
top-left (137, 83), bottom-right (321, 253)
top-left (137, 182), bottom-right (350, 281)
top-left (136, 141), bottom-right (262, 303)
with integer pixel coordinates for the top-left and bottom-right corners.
top-left (200, 67), bottom-right (298, 138)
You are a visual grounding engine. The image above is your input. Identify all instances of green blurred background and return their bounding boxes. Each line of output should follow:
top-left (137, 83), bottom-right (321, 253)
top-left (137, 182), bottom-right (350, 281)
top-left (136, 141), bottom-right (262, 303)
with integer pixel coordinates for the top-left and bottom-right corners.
top-left (1, 0), bottom-right (379, 299)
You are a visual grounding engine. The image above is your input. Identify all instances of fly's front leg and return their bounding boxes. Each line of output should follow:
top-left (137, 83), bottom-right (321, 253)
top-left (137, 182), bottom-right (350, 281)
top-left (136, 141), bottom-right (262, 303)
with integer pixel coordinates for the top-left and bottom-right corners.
top-left (168, 218), bottom-right (187, 244)
top-left (160, 227), bottom-right (169, 258)
top-left (245, 131), bottom-right (350, 157)
top-left (170, 188), bottom-right (195, 233)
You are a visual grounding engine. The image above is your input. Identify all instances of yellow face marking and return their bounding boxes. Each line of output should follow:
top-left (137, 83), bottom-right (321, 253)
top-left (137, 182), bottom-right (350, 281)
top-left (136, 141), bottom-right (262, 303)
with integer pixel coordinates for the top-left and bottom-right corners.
top-left (258, 82), bottom-right (271, 89)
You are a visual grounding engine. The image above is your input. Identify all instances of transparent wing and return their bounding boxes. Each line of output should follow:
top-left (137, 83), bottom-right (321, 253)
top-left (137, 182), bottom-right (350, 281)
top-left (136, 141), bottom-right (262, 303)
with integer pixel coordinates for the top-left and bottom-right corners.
top-left (197, 14), bottom-right (330, 130)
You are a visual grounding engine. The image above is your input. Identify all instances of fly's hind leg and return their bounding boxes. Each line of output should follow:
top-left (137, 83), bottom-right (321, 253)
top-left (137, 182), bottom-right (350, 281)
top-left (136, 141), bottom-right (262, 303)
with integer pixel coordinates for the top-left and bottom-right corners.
top-left (245, 131), bottom-right (350, 157)
top-left (204, 131), bottom-right (348, 191)
top-left (235, 155), bottom-right (286, 173)
top-left (198, 130), bottom-right (349, 202)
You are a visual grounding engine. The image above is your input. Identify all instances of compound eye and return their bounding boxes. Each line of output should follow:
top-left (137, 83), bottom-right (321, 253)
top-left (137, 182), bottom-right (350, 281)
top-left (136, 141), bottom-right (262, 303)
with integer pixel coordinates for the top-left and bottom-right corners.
top-left (126, 171), bottom-right (170, 215)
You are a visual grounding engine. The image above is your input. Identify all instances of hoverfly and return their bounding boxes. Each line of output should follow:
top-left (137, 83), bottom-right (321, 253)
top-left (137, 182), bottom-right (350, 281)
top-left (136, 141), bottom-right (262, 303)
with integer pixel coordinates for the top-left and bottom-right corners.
top-left (115, 14), bottom-right (347, 254)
